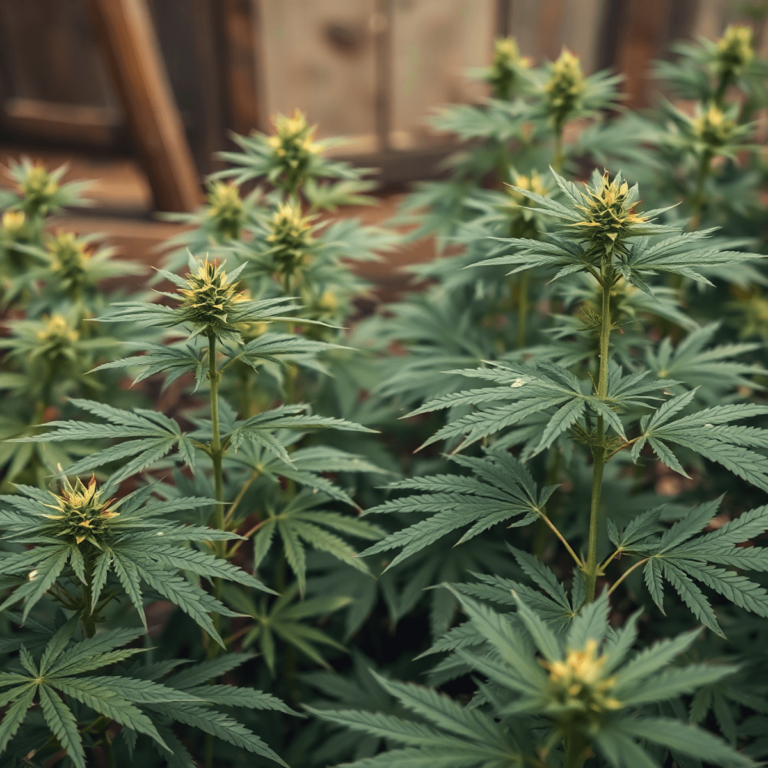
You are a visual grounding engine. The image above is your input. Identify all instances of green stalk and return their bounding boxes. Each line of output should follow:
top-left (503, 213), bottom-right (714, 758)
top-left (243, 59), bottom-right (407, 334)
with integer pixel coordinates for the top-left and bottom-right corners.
top-left (207, 332), bottom-right (226, 675)
top-left (517, 271), bottom-right (530, 348)
top-left (102, 734), bottom-right (117, 768)
top-left (689, 149), bottom-right (712, 232)
top-left (208, 332), bottom-right (225, 538)
top-left (564, 735), bottom-right (587, 768)
top-left (584, 274), bottom-right (612, 603)
top-left (81, 558), bottom-right (97, 638)
top-left (552, 124), bottom-right (565, 173)
top-left (713, 72), bottom-right (732, 108)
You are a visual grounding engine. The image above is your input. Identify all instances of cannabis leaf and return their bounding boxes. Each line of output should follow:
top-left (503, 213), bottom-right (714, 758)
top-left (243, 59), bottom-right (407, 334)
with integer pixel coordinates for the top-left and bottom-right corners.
top-left (251, 490), bottom-right (383, 595)
top-left (20, 399), bottom-right (198, 489)
top-left (223, 583), bottom-right (351, 672)
top-left (632, 391), bottom-right (768, 491)
top-left (0, 623), bottom-right (290, 768)
top-left (0, 481), bottom-right (265, 645)
top-left (645, 322), bottom-right (765, 393)
top-left (360, 449), bottom-right (556, 570)
top-left (409, 360), bottom-right (672, 453)
top-left (613, 498), bottom-right (768, 636)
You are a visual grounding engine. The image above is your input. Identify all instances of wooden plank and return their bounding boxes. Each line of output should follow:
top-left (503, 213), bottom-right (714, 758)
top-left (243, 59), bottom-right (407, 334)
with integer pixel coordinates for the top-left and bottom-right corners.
top-left (0, 99), bottom-right (124, 151)
top-left (216, 0), bottom-right (264, 137)
top-left (0, 0), bottom-right (115, 107)
top-left (257, 0), bottom-right (378, 148)
top-left (390, 0), bottom-right (494, 149)
top-left (373, 0), bottom-right (394, 152)
top-left (83, 0), bottom-right (202, 211)
top-left (616, 0), bottom-right (671, 107)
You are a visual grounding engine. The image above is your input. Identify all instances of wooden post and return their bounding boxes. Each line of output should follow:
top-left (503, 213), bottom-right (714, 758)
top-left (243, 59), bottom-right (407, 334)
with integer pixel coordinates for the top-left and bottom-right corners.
top-left (216, 0), bottom-right (264, 137)
top-left (84, 0), bottom-right (201, 211)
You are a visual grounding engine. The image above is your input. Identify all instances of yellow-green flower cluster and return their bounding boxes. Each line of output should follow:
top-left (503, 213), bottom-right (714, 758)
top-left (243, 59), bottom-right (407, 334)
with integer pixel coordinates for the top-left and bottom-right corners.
top-left (486, 37), bottom-right (531, 100)
top-left (715, 24), bottom-right (754, 80)
top-left (691, 103), bottom-right (737, 149)
top-left (267, 110), bottom-right (320, 189)
top-left (47, 232), bottom-right (90, 293)
top-left (1, 211), bottom-right (26, 239)
top-left (42, 476), bottom-right (118, 547)
top-left (542, 639), bottom-right (621, 735)
top-left (34, 314), bottom-right (80, 361)
top-left (19, 164), bottom-right (60, 218)
top-left (545, 49), bottom-right (585, 128)
top-left (267, 202), bottom-right (314, 279)
top-left (205, 182), bottom-right (245, 241)
top-left (178, 257), bottom-right (243, 339)
top-left (572, 172), bottom-right (647, 254)
top-left (506, 171), bottom-right (548, 209)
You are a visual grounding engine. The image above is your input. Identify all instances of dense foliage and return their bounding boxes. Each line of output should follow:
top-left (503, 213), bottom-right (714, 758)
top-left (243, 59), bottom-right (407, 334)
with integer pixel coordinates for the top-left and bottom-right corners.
top-left (1, 24), bottom-right (768, 768)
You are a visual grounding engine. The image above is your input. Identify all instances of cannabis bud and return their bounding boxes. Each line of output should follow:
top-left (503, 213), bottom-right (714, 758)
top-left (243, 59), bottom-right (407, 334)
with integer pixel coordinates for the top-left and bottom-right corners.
top-left (266, 202), bottom-right (314, 279)
top-left (1, 210), bottom-right (26, 239)
top-left (572, 171), bottom-right (647, 256)
top-left (19, 164), bottom-right (60, 219)
top-left (34, 314), bottom-right (80, 361)
top-left (178, 257), bottom-right (243, 340)
top-left (545, 49), bottom-right (585, 128)
top-left (506, 171), bottom-right (548, 209)
top-left (715, 24), bottom-right (754, 80)
top-left (267, 110), bottom-right (319, 191)
top-left (486, 37), bottom-right (530, 100)
top-left (47, 232), bottom-right (90, 294)
top-left (542, 639), bottom-right (621, 735)
top-left (692, 103), bottom-right (737, 149)
top-left (205, 182), bottom-right (245, 241)
top-left (42, 476), bottom-right (118, 547)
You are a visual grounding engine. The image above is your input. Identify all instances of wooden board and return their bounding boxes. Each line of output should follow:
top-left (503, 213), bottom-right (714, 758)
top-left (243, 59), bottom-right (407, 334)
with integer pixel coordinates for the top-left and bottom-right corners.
top-left (389, 0), bottom-right (494, 149)
top-left (257, 0), bottom-right (378, 149)
top-left (84, 0), bottom-right (202, 212)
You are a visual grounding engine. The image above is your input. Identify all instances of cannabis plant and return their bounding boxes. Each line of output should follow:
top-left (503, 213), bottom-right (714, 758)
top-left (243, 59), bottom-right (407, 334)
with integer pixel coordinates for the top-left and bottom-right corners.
top-left (2, 23), bottom-right (768, 768)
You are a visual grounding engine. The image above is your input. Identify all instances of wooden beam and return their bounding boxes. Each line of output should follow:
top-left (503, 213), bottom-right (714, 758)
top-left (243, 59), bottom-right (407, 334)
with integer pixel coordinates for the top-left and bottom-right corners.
top-left (216, 0), bottom-right (263, 137)
top-left (373, 0), bottom-right (394, 153)
top-left (83, 0), bottom-right (201, 211)
top-left (0, 98), bottom-right (125, 151)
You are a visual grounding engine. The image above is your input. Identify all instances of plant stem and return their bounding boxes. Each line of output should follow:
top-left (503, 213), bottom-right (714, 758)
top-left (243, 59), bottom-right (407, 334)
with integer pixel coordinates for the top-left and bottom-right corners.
top-left (584, 276), bottom-right (612, 603)
top-left (608, 557), bottom-right (650, 595)
top-left (689, 149), bottom-right (712, 232)
top-left (517, 271), bottom-right (530, 348)
top-left (207, 332), bottom-right (225, 666)
top-left (552, 125), bottom-right (565, 173)
top-left (534, 508), bottom-right (581, 567)
top-left (102, 734), bottom-right (117, 768)
top-left (208, 333), bottom-right (225, 539)
top-left (81, 556), bottom-right (97, 638)
top-left (564, 736), bottom-right (586, 768)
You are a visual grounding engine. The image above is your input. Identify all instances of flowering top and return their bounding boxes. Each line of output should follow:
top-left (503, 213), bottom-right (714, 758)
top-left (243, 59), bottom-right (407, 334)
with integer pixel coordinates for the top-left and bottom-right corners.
top-left (19, 164), bottom-right (60, 218)
top-left (486, 37), bottom-right (531, 100)
top-left (542, 638), bottom-right (620, 733)
top-left (205, 182), bottom-right (245, 241)
top-left (571, 171), bottom-right (648, 255)
top-left (47, 232), bottom-right (90, 292)
top-left (545, 49), bottom-right (586, 127)
top-left (506, 171), bottom-right (549, 209)
top-left (177, 257), bottom-right (243, 341)
top-left (266, 201), bottom-right (315, 279)
top-left (715, 24), bottom-right (754, 80)
top-left (1, 211), bottom-right (26, 239)
top-left (34, 314), bottom-right (80, 356)
top-left (691, 103), bottom-right (737, 148)
top-left (267, 110), bottom-right (320, 191)
top-left (41, 476), bottom-right (118, 547)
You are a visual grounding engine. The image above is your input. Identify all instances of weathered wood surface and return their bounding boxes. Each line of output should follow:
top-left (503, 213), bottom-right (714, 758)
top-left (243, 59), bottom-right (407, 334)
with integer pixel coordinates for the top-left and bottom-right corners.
top-left (84, 0), bottom-right (201, 212)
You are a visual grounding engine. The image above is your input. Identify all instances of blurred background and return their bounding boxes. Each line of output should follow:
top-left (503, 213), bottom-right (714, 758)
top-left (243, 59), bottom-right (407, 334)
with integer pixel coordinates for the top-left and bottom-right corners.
top-left (0, 0), bottom-right (766, 285)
